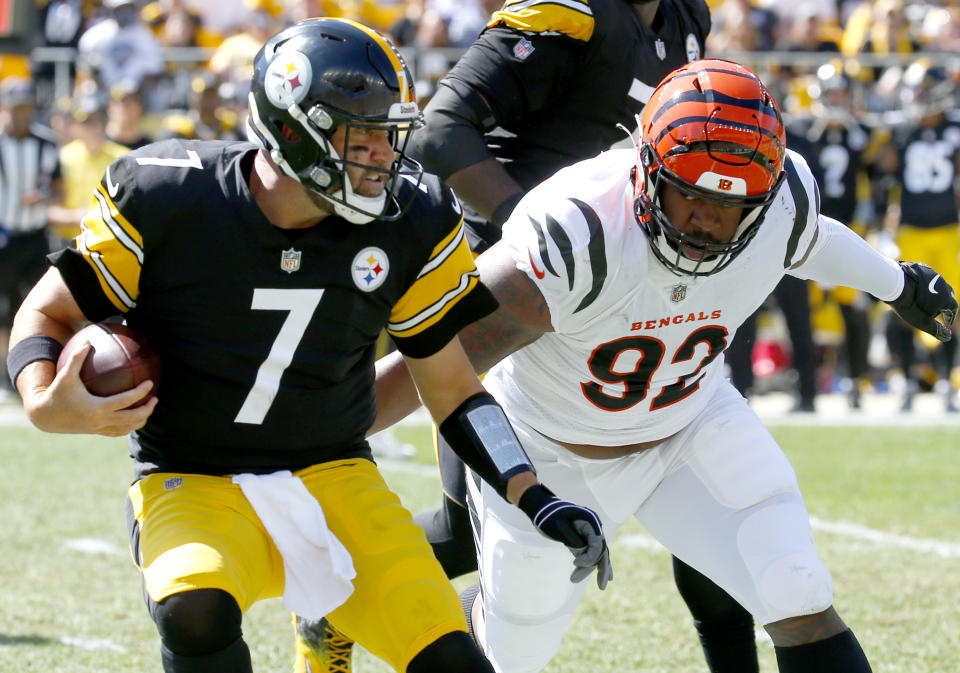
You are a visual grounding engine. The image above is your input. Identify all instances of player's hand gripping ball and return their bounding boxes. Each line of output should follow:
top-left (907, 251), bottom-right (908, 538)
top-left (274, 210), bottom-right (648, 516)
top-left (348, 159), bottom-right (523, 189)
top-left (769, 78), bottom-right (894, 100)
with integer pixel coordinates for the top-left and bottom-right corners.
top-left (56, 323), bottom-right (161, 407)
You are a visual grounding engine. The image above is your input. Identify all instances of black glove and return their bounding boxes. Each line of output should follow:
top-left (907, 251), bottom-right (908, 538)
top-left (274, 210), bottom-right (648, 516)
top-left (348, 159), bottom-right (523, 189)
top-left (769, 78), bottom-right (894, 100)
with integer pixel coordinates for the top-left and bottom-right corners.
top-left (887, 261), bottom-right (958, 342)
top-left (517, 484), bottom-right (613, 589)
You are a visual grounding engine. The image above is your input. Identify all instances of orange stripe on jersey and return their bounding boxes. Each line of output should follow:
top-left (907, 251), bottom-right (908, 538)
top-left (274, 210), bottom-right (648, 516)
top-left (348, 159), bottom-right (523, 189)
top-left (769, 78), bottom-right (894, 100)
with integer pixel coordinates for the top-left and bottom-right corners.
top-left (387, 219), bottom-right (480, 338)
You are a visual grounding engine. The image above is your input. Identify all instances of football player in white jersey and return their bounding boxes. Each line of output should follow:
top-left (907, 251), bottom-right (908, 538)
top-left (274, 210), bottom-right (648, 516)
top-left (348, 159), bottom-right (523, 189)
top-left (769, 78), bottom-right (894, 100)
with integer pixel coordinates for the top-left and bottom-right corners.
top-left (373, 59), bottom-right (957, 673)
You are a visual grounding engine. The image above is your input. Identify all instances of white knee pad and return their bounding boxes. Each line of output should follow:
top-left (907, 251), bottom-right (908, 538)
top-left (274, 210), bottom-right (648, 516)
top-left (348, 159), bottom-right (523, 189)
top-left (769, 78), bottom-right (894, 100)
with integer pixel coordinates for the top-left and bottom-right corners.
top-left (738, 502), bottom-right (834, 623)
top-left (473, 484), bottom-right (589, 673)
top-left (479, 595), bottom-right (577, 673)
top-left (756, 551), bottom-right (834, 622)
top-left (481, 533), bottom-right (582, 619)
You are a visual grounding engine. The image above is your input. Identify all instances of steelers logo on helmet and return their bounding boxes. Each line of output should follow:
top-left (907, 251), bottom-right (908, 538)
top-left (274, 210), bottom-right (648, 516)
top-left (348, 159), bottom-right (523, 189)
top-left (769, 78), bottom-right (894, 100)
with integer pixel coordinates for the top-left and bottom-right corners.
top-left (264, 50), bottom-right (312, 109)
top-left (634, 58), bottom-right (786, 277)
top-left (352, 247), bottom-right (390, 292)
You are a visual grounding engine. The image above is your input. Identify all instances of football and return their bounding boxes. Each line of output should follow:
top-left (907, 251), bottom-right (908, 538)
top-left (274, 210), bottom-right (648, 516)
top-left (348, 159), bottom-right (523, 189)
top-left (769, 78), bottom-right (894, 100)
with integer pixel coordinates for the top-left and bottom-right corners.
top-left (57, 322), bottom-right (161, 407)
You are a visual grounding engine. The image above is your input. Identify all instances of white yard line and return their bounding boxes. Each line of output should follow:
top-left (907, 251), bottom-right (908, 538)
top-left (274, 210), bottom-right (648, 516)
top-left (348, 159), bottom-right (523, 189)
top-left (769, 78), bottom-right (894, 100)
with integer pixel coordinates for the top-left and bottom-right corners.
top-left (618, 518), bottom-right (960, 558)
top-left (808, 517), bottom-right (960, 558)
top-left (58, 636), bottom-right (126, 652)
top-left (63, 538), bottom-right (125, 556)
top-left (374, 460), bottom-right (960, 558)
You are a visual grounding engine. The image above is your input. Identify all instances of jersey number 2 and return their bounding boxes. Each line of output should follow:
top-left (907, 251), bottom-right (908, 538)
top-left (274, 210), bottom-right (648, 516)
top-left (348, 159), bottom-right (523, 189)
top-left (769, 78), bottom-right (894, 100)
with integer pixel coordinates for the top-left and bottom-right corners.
top-left (235, 288), bottom-right (325, 424)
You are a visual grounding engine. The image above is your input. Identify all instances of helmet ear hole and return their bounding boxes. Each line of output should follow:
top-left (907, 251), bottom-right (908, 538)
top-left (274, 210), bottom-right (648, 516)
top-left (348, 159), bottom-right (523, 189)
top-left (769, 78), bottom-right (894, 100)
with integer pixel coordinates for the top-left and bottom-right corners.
top-left (640, 144), bottom-right (657, 169)
top-left (279, 123), bottom-right (301, 142)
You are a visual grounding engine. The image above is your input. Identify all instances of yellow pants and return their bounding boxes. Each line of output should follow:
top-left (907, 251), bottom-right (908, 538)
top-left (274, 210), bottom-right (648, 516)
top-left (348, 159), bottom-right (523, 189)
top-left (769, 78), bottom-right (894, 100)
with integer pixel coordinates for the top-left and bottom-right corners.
top-left (897, 224), bottom-right (960, 296)
top-left (127, 459), bottom-right (467, 671)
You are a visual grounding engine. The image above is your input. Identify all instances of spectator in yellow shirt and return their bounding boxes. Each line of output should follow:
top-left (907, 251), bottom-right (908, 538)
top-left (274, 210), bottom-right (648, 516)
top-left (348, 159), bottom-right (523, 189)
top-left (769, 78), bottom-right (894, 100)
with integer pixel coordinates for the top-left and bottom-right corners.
top-left (47, 93), bottom-right (129, 242)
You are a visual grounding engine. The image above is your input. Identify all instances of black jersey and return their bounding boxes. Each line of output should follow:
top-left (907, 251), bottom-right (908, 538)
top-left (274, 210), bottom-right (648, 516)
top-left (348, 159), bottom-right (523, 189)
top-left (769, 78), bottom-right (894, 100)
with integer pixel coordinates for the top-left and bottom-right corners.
top-left (787, 119), bottom-right (870, 224)
top-left (894, 115), bottom-right (960, 228)
top-left (442, 0), bottom-right (710, 192)
top-left (51, 139), bottom-right (496, 476)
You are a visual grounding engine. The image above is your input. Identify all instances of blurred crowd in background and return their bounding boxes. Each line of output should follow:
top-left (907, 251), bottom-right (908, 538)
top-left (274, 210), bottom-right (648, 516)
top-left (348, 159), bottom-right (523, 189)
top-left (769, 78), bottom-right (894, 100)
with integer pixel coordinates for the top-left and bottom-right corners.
top-left (1, 0), bottom-right (959, 411)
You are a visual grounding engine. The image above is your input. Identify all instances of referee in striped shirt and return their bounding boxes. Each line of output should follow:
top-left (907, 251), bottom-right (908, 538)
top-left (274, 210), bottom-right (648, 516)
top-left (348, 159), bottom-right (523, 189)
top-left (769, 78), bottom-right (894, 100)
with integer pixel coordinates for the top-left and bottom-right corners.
top-left (0, 77), bottom-right (62, 395)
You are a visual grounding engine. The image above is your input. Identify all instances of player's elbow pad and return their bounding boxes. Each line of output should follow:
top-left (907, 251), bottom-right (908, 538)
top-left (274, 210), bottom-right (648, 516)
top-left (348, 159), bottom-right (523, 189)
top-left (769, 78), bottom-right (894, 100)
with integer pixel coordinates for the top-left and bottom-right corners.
top-left (409, 83), bottom-right (494, 180)
top-left (438, 392), bottom-right (534, 500)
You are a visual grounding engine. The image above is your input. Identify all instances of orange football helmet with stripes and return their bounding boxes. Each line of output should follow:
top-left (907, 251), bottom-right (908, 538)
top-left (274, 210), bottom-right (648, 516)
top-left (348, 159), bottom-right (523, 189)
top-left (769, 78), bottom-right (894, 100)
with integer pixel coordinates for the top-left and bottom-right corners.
top-left (634, 59), bottom-right (787, 276)
top-left (247, 18), bottom-right (424, 224)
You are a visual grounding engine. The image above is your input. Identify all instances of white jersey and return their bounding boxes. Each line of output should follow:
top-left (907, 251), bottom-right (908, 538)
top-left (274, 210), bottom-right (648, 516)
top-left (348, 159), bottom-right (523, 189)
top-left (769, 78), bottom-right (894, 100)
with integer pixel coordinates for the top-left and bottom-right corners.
top-left (485, 148), bottom-right (825, 445)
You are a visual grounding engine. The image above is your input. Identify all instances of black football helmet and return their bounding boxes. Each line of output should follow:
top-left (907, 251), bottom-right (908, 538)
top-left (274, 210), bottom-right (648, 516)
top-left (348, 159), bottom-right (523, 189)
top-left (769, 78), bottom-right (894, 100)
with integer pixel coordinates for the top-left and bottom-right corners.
top-left (808, 61), bottom-right (855, 123)
top-left (899, 58), bottom-right (956, 121)
top-left (247, 18), bottom-right (424, 224)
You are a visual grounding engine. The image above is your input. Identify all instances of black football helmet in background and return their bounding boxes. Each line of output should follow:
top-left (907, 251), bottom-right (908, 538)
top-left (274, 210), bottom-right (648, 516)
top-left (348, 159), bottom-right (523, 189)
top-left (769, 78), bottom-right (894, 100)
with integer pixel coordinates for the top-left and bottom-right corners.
top-left (247, 17), bottom-right (424, 224)
top-left (899, 58), bottom-right (957, 122)
top-left (808, 61), bottom-right (856, 124)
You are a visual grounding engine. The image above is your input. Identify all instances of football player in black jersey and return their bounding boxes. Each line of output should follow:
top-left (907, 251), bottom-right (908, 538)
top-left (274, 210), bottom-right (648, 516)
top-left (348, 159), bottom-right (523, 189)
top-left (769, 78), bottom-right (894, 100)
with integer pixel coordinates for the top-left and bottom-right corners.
top-left (5, 18), bottom-right (611, 673)
top-left (296, 3), bottom-right (761, 673)
top-left (878, 59), bottom-right (960, 412)
top-left (775, 63), bottom-right (881, 410)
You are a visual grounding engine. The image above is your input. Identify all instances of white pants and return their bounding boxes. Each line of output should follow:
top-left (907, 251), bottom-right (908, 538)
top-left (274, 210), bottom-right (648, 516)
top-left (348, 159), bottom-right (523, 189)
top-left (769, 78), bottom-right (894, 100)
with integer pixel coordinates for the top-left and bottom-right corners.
top-left (468, 380), bottom-right (834, 673)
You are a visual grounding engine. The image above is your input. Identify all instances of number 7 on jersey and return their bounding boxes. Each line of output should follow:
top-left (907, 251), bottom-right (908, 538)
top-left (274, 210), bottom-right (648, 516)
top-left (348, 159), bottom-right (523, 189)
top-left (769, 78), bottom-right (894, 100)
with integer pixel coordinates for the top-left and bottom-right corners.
top-left (235, 288), bottom-right (324, 424)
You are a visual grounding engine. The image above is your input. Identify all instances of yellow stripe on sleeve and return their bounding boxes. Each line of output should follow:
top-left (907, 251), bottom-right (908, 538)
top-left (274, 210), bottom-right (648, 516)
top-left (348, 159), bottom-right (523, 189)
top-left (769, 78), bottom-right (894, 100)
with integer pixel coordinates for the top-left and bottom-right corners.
top-left (489, 0), bottom-right (595, 42)
top-left (388, 221), bottom-right (482, 338)
top-left (75, 187), bottom-right (145, 312)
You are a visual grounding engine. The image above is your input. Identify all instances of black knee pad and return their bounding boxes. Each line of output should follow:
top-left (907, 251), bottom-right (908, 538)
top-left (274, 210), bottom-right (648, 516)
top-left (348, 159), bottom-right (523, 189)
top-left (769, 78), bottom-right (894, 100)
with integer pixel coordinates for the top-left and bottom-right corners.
top-left (160, 637), bottom-right (252, 673)
top-left (407, 631), bottom-right (493, 673)
top-left (150, 589), bottom-right (243, 657)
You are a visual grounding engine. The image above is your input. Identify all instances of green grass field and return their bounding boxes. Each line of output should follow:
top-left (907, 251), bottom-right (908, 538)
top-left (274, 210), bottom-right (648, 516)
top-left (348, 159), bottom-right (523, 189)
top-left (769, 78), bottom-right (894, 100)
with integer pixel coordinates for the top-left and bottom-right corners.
top-left (1, 422), bottom-right (958, 672)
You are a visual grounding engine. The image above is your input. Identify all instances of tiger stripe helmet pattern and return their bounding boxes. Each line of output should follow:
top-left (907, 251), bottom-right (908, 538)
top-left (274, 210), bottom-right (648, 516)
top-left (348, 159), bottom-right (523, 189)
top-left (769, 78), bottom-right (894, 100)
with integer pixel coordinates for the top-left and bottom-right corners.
top-left (635, 59), bottom-right (787, 276)
top-left (247, 17), bottom-right (424, 224)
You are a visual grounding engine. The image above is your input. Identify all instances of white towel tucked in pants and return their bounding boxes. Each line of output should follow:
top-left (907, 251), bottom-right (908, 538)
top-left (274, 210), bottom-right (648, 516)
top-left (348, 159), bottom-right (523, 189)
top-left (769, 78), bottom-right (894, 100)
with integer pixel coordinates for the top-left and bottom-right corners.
top-left (232, 470), bottom-right (356, 620)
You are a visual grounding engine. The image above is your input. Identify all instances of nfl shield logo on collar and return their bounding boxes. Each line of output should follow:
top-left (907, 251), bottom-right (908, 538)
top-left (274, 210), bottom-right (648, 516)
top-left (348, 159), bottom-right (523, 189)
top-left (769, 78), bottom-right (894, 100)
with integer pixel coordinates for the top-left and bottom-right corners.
top-left (671, 283), bottom-right (687, 303)
top-left (281, 248), bottom-right (302, 273)
top-left (655, 39), bottom-right (667, 61)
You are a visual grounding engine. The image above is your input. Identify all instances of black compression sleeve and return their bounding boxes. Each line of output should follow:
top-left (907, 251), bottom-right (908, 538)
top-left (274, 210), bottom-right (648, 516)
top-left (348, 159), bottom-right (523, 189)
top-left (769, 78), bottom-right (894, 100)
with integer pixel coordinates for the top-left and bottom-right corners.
top-left (408, 83), bottom-right (495, 180)
top-left (438, 391), bottom-right (534, 499)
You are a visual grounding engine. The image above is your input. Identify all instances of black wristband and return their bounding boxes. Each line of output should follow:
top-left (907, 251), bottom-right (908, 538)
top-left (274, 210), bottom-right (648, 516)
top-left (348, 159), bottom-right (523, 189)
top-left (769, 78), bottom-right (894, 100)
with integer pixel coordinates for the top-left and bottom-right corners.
top-left (516, 483), bottom-right (556, 520)
top-left (490, 191), bottom-right (525, 229)
top-left (7, 335), bottom-right (63, 389)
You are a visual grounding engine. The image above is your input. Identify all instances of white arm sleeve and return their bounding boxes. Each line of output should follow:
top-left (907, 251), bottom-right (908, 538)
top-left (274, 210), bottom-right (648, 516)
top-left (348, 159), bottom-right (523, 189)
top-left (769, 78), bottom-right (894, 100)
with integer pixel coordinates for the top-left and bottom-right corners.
top-left (789, 215), bottom-right (904, 302)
